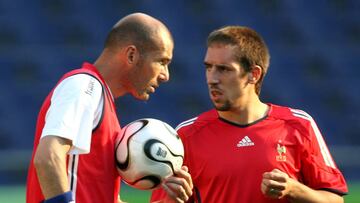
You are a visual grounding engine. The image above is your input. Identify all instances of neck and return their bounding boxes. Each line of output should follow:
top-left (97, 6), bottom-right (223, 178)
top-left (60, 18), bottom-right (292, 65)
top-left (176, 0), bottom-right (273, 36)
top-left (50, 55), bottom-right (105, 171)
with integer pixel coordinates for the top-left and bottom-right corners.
top-left (217, 95), bottom-right (269, 125)
top-left (93, 53), bottom-right (127, 98)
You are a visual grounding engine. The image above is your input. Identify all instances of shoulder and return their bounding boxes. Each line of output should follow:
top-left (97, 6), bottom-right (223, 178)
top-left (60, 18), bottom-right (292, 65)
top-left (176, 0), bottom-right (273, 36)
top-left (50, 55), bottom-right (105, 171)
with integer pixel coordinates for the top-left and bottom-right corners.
top-left (269, 103), bottom-right (317, 136)
top-left (176, 109), bottom-right (218, 137)
top-left (50, 74), bottom-right (104, 108)
top-left (54, 74), bottom-right (103, 96)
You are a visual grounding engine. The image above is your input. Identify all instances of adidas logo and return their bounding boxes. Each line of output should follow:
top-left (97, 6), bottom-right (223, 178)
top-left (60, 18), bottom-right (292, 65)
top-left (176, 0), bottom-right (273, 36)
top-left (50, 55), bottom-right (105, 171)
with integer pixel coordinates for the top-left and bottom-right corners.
top-left (237, 136), bottom-right (254, 147)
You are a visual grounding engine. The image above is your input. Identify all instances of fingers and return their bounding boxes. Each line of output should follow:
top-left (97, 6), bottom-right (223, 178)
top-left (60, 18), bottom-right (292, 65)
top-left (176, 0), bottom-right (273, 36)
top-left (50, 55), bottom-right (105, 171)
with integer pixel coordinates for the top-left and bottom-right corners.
top-left (261, 182), bottom-right (284, 199)
top-left (263, 169), bottom-right (288, 182)
top-left (261, 169), bottom-right (290, 199)
top-left (162, 166), bottom-right (193, 203)
top-left (267, 187), bottom-right (282, 198)
top-left (262, 178), bottom-right (286, 190)
top-left (174, 166), bottom-right (193, 191)
top-left (164, 177), bottom-right (192, 201)
top-left (261, 179), bottom-right (285, 198)
top-left (162, 183), bottom-right (186, 203)
top-left (181, 165), bottom-right (189, 172)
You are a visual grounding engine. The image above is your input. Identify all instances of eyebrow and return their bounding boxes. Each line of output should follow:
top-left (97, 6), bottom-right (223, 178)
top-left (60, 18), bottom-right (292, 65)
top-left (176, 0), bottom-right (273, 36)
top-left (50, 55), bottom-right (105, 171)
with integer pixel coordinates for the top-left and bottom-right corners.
top-left (204, 62), bottom-right (231, 68)
top-left (204, 62), bottom-right (211, 66)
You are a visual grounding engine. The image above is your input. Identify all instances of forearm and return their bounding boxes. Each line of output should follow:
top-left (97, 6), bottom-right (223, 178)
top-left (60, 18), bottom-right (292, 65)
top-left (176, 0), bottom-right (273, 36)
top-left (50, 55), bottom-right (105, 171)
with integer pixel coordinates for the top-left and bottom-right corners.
top-left (262, 169), bottom-right (344, 203)
top-left (35, 154), bottom-right (69, 198)
top-left (286, 179), bottom-right (343, 203)
top-left (34, 136), bottom-right (72, 199)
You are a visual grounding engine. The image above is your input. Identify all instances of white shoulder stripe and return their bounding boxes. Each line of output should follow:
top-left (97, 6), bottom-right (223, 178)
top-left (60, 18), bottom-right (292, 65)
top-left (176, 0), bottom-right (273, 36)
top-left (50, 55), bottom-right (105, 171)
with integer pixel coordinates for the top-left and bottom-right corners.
top-left (291, 109), bottom-right (312, 119)
top-left (291, 111), bottom-right (336, 168)
top-left (291, 112), bottom-right (309, 121)
top-left (176, 117), bottom-right (198, 131)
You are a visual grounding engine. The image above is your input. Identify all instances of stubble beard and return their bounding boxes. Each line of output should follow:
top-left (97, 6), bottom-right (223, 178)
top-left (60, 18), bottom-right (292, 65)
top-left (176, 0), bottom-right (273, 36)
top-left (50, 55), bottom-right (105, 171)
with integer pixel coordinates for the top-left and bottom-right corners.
top-left (214, 100), bottom-right (231, 111)
top-left (132, 58), bottom-right (151, 101)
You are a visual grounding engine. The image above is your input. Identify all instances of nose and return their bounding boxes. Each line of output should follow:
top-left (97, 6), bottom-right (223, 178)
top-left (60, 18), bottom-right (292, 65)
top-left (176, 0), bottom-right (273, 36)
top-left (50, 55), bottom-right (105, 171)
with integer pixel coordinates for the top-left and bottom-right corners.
top-left (159, 66), bottom-right (170, 83)
top-left (206, 67), bottom-right (219, 85)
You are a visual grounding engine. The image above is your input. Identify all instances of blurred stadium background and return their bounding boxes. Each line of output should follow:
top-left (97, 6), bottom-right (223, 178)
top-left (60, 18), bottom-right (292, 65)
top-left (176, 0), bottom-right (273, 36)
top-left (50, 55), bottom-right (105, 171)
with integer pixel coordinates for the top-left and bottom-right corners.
top-left (0, 0), bottom-right (359, 202)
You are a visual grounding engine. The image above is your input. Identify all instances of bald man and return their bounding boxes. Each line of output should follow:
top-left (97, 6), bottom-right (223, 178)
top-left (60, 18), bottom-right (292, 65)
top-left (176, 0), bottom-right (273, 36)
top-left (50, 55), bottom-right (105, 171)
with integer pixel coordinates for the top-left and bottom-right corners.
top-left (26, 13), bottom-right (192, 203)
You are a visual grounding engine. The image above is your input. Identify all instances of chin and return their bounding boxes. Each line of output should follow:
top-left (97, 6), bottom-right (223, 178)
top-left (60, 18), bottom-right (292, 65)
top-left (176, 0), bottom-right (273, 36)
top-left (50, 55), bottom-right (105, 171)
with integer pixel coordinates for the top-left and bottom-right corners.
top-left (135, 96), bottom-right (149, 101)
top-left (131, 92), bottom-right (149, 101)
top-left (138, 93), bottom-right (150, 101)
top-left (142, 96), bottom-right (150, 101)
top-left (213, 101), bottom-right (231, 111)
top-left (215, 106), bottom-right (230, 111)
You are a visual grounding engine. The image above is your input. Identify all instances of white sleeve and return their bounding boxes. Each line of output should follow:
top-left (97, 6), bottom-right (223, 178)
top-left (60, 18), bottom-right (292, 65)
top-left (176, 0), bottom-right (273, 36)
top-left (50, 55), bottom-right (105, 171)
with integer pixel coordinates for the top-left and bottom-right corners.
top-left (41, 74), bottom-right (103, 154)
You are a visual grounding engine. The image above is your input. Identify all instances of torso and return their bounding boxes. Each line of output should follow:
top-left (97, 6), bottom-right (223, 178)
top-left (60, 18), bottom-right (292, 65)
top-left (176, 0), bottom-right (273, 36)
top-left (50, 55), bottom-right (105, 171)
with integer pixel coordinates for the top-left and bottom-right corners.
top-left (177, 104), bottom-right (347, 203)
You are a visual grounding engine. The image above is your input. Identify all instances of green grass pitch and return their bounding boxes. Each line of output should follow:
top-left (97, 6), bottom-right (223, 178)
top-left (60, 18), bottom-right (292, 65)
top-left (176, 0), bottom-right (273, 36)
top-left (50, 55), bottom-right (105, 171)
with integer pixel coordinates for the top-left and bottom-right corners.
top-left (1, 182), bottom-right (359, 202)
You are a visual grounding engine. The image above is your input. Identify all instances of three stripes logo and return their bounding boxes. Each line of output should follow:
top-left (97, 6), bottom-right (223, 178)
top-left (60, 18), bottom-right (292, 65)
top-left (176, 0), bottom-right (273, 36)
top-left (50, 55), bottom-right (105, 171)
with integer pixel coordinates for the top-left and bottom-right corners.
top-left (237, 136), bottom-right (254, 147)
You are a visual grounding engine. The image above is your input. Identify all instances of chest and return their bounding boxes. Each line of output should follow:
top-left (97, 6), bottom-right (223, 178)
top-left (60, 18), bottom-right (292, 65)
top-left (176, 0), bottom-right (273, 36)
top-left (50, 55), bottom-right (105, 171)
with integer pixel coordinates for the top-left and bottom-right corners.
top-left (185, 121), bottom-right (302, 181)
top-left (91, 93), bottom-right (120, 147)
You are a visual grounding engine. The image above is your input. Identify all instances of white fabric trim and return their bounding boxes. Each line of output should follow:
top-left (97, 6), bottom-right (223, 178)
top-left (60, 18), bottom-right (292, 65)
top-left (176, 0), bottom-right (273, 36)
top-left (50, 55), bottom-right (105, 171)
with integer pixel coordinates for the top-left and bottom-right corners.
top-left (68, 155), bottom-right (79, 202)
top-left (175, 117), bottom-right (198, 131)
top-left (291, 109), bottom-right (336, 168)
top-left (41, 74), bottom-right (103, 154)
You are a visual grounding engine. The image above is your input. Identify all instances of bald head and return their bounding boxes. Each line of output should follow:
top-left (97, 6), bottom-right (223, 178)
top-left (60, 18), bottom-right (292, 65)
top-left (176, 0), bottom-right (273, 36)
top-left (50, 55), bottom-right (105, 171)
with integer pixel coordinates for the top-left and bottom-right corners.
top-left (104, 13), bottom-right (173, 55)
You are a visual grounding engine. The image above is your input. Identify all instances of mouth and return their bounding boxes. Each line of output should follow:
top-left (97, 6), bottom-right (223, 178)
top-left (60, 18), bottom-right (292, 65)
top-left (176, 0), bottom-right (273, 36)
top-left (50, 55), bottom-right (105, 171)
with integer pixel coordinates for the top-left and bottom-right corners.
top-left (209, 89), bottom-right (223, 100)
top-left (148, 85), bottom-right (157, 94)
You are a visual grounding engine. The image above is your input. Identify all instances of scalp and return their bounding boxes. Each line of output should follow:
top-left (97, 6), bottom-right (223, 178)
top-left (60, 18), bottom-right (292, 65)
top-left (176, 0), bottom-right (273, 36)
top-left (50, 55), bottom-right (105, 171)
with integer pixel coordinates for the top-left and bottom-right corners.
top-left (104, 13), bottom-right (173, 53)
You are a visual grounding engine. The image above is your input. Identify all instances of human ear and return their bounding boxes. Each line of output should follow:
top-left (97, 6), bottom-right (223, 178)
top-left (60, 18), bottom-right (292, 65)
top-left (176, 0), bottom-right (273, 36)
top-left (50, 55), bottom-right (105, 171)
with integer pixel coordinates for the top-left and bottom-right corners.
top-left (248, 65), bottom-right (262, 84)
top-left (125, 45), bottom-right (139, 65)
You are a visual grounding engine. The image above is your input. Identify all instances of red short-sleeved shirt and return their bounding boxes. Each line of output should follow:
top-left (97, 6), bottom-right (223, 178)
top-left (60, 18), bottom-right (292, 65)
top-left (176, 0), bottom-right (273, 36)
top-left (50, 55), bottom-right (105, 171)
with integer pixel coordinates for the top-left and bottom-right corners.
top-left (151, 104), bottom-right (347, 203)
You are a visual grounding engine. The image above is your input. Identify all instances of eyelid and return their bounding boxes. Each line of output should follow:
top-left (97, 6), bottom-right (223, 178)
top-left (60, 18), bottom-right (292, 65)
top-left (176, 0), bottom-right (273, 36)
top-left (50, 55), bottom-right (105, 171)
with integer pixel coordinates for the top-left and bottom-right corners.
top-left (218, 64), bottom-right (233, 71)
top-left (160, 59), bottom-right (170, 65)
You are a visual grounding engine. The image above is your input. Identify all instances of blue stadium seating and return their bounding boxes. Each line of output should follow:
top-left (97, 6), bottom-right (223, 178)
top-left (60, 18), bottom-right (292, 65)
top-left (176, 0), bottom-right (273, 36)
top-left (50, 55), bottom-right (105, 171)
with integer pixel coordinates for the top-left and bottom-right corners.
top-left (0, 0), bottom-right (359, 183)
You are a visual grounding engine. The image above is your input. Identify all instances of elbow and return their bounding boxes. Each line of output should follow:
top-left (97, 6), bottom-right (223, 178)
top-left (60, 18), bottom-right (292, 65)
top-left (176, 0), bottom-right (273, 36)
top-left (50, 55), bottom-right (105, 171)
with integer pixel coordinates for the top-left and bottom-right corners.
top-left (338, 196), bottom-right (345, 203)
top-left (33, 136), bottom-right (71, 173)
top-left (329, 192), bottom-right (345, 203)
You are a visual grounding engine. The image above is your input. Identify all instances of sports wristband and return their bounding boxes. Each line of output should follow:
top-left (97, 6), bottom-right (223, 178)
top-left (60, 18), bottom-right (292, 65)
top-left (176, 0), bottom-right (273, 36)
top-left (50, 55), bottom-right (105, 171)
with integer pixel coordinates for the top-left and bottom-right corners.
top-left (44, 191), bottom-right (74, 203)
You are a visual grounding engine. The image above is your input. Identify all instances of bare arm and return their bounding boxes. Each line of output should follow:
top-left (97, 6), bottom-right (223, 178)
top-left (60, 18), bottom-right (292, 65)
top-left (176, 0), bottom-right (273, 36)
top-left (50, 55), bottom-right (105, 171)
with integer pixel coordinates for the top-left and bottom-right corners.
top-left (33, 135), bottom-right (72, 199)
top-left (261, 169), bottom-right (344, 203)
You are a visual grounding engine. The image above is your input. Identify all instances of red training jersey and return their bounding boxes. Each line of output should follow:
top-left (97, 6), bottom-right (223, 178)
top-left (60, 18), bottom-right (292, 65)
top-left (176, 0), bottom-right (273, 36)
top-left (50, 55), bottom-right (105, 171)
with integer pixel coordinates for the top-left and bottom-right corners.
top-left (151, 104), bottom-right (347, 203)
top-left (26, 63), bottom-right (121, 203)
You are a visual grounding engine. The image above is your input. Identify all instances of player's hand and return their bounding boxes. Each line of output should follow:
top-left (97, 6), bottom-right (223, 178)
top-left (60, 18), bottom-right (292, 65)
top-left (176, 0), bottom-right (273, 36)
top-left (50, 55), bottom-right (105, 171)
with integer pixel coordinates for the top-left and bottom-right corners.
top-left (161, 166), bottom-right (193, 203)
top-left (261, 168), bottom-right (293, 199)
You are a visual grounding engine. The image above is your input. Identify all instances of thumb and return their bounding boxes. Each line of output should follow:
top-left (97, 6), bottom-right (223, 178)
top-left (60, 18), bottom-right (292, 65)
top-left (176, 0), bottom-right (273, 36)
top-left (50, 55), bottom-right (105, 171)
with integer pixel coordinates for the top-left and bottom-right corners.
top-left (181, 165), bottom-right (189, 172)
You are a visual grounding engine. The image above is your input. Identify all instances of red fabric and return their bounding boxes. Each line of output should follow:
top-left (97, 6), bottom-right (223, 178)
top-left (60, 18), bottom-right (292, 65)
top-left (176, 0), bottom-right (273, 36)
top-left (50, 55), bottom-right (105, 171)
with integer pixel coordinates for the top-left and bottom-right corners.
top-left (151, 104), bottom-right (347, 203)
top-left (26, 63), bottom-right (121, 203)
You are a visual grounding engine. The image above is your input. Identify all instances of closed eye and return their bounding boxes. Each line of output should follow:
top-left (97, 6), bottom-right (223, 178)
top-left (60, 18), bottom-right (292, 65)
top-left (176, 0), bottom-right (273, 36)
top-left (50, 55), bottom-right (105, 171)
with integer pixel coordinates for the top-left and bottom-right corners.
top-left (204, 62), bottom-right (233, 72)
top-left (217, 65), bottom-right (228, 72)
top-left (204, 63), bottom-right (211, 70)
top-left (215, 64), bottom-right (233, 73)
top-left (159, 58), bottom-right (171, 66)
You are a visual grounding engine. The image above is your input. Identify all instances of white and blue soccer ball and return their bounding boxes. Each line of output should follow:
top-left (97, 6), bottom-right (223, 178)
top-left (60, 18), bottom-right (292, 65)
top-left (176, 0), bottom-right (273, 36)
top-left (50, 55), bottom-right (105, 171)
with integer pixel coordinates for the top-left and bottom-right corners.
top-left (115, 118), bottom-right (184, 190)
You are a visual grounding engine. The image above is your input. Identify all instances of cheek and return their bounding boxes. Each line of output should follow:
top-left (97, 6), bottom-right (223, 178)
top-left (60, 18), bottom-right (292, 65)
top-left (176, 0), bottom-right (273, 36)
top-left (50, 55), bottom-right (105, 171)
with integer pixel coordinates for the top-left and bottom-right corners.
top-left (138, 66), bottom-right (159, 89)
top-left (225, 78), bottom-right (244, 96)
top-left (148, 65), bottom-right (162, 80)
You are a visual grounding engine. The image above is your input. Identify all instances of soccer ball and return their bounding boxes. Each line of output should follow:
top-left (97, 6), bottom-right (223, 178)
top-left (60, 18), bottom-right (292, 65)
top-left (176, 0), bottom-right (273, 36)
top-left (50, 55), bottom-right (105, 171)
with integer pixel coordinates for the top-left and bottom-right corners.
top-left (115, 118), bottom-right (184, 190)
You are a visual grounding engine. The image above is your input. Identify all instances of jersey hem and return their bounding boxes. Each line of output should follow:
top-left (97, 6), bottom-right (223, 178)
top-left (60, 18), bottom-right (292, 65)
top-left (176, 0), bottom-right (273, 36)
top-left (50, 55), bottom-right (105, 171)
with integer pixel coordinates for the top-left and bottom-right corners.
top-left (318, 188), bottom-right (348, 196)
